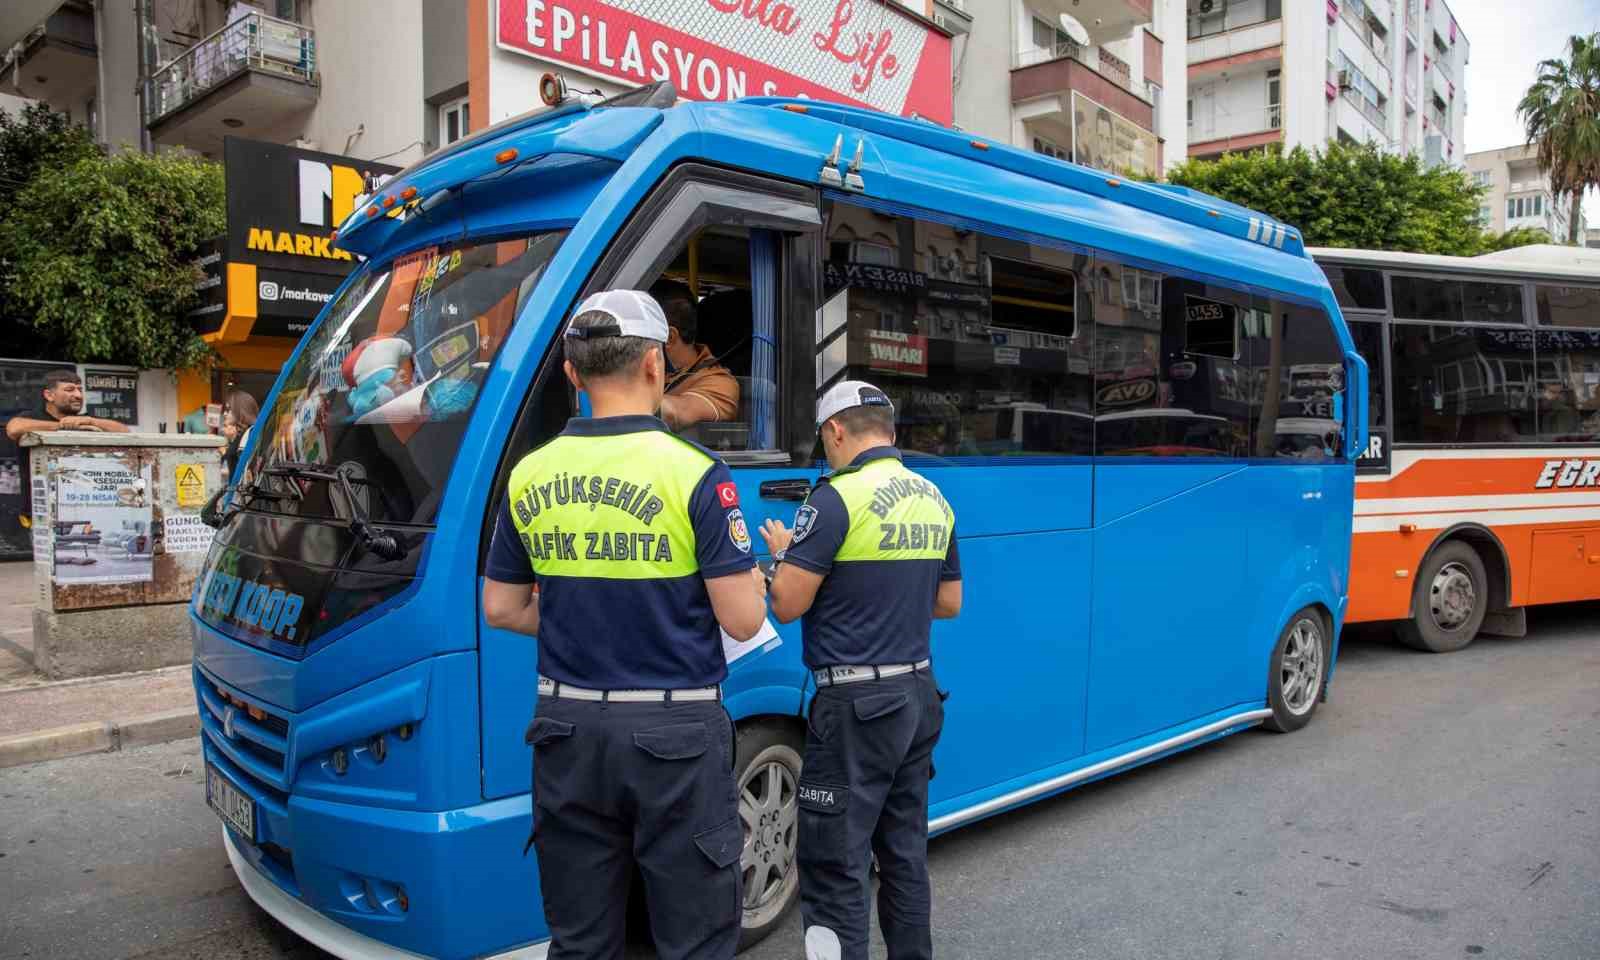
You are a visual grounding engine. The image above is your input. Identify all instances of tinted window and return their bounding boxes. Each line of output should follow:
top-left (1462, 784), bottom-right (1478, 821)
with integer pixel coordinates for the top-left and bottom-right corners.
top-left (821, 202), bottom-right (1093, 459)
top-left (1349, 320), bottom-right (1389, 468)
top-left (1390, 324), bottom-right (1537, 443)
top-left (1243, 299), bottom-right (1348, 460)
top-left (245, 232), bottom-right (567, 524)
top-left (1536, 284), bottom-right (1600, 329)
top-left (1093, 266), bottom-right (1251, 457)
top-left (1532, 329), bottom-right (1600, 442)
top-left (1392, 274), bottom-right (1525, 325)
top-left (1320, 264), bottom-right (1387, 311)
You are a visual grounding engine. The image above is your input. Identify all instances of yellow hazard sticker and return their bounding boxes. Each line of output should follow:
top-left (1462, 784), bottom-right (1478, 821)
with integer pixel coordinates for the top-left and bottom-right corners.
top-left (175, 463), bottom-right (207, 507)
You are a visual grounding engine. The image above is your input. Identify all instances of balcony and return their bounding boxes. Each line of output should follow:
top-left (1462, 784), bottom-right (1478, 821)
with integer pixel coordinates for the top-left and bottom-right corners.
top-left (1028, 0), bottom-right (1152, 46)
top-left (1016, 39), bottom-right (1148, 103)
top-left (1187, 103), bottom-right (1282, 157)
top-left (1012, 42), bottom-right (1157, 173)
top-left (1188, 15), bottom-right (1283, 77)
top-left (144, 11), bottom-right (318, 154)
top-left (4, 2), bottom-right (98, 115)
top-left (1340, 0), bottom-right (1391, 61)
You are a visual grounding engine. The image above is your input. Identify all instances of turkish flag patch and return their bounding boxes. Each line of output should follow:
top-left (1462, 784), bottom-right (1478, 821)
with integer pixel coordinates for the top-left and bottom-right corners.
top-left (716, 482), bottom-right (739, 508)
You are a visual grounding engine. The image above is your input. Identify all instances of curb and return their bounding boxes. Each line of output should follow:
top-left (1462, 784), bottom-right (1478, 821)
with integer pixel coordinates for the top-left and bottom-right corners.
top-left (0, 708), bottom-right (199, 770)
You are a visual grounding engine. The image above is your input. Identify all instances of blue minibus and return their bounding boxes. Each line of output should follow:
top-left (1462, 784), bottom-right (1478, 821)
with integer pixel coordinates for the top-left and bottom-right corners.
top-left (191, 81), bottom-right (1366, 959)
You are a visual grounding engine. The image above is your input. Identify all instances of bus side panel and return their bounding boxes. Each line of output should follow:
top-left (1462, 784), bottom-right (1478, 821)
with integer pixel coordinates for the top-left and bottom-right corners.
top-left (1085, 464), bottom-right (1249, 753)
top-left (1346, 530), bottom-right (1429, 622)
top-left (1241, 463), bottom-right (1354, 669)
top-left (928, 527), bottom-right (1091, 806)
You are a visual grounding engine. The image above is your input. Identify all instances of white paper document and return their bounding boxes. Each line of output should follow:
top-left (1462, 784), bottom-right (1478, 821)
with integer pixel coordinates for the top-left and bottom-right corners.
top-left (721, 618), bottom-right (781, 664)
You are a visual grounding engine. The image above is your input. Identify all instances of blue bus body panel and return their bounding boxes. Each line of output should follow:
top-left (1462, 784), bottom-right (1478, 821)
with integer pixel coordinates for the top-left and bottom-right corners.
top-left (191, 95), bottom-right (1363, 960)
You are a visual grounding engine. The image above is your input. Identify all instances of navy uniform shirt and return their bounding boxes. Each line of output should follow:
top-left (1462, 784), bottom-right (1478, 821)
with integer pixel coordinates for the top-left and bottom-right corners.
top-left (486, 415), bottom-right (756, 689)
top-left (781, 446), bottom-right (959, 668)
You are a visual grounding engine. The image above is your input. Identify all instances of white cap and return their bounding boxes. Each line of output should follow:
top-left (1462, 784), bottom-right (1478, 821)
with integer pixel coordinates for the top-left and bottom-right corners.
top-left (564, 289), bottom-right (669, 343)
top-left (816, 380), bottom-right (894, 429)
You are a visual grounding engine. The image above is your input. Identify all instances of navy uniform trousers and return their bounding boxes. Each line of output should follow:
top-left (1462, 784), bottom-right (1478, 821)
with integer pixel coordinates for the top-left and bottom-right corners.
top-left (797, 669), bottom-right (945, 960)
top-left (526, 696), bottom-right (743, 960)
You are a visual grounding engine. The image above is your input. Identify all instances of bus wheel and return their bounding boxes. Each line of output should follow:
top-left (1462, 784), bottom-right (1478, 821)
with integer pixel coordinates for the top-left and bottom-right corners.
top-left (1264, 608), bottom-right (1328, 733)
top-left (1398, 541), bottom-right (1487, 653)
top-left (735, 720), bottom-right (803, 950)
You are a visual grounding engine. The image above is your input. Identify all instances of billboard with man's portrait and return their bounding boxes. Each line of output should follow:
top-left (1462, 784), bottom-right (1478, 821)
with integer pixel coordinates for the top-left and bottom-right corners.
top-left (1071, 91), bottom-right (1157, 178)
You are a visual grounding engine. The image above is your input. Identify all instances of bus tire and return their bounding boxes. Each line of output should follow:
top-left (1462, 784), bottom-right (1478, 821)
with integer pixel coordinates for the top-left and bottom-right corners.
top-left (1263, 607), bottom-right (1328, 733)
top-left (735, 719), bottom-right (803, 950)
top-left (1398, 541), bottom-right (1487, 653)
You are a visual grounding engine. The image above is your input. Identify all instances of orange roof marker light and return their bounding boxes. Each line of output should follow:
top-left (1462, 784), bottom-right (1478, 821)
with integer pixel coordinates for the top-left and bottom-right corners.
top-left (496, 148), bottom-right (519, 165)
top-left (1105, 178), bottom-right (1122, 187)
top-left (382, 195), bottom-right (396, 208)
top-left (365, 205), bottom-right (380, 218)
top-left (782, 103), bottom-right (809, 113)
top-left (400, 186), bottom-right (418, 201)
top-left (970, 140), bottom-right (990, 151)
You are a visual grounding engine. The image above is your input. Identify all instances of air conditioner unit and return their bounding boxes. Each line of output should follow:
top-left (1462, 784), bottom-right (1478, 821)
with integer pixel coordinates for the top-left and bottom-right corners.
top-left (1337, 70), bottom-right (1354, 90)
top-left (1197, 0), bottom-right (1228, 18)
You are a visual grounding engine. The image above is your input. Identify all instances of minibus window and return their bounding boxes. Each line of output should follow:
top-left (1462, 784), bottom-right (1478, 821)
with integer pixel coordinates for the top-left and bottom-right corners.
top-left (1246, 300), bottom-right (1347, 460)
top-left (241, 231), bottom-right (569, 525)
top-left (820, 201), bottom-right (1093, 461)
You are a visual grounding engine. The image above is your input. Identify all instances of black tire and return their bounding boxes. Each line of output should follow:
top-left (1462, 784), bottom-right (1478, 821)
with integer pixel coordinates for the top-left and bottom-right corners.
top-left (735, 719), bottom-right (804, 951)
top-left (1397, 540), bottom-right (1487, 653)
top-left (1263, 607), bottom-right (1329, 734)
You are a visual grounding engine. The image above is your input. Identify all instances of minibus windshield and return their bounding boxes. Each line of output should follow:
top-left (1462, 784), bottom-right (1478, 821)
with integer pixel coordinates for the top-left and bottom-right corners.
top-left (240, 231), bottom-right (567, 525)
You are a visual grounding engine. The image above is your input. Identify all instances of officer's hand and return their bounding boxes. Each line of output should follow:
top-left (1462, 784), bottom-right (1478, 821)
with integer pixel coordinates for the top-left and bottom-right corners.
top-left (751, 565), bottom-right (768, 598)
top-left (760, 518), bottom-right (792, 555)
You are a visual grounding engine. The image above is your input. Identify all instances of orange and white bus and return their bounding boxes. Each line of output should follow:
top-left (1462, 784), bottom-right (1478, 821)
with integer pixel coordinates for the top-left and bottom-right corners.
top-left (1312, 245), bottom-right (1600, 651)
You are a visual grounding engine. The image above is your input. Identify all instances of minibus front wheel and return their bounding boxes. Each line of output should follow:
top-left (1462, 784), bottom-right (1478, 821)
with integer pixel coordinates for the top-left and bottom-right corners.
top-left (1264, 607), bottom-right (1330, 733)
top-left (735, 718), bottom-right (804, 948)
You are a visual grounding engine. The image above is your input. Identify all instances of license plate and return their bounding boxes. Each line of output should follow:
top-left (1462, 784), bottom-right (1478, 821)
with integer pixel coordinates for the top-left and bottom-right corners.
top-left (206, 763), bottom-right (255, 840)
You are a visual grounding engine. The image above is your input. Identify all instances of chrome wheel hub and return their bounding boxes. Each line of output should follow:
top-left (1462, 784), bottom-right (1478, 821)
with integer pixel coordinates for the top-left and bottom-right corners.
top-left (1280, 618), bottom-right (1323, 716)
top-left (1429, 562), bottom-right (1477, 631)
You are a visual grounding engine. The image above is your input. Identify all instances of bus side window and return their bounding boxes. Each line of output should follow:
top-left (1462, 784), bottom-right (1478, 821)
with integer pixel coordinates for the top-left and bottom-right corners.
top-left (819, 200), bottom-right (1094, 462)
top-left (1092, 263), bottom-right (1252, 458)
top-left (1246, 298), bottom-right (1347, 461)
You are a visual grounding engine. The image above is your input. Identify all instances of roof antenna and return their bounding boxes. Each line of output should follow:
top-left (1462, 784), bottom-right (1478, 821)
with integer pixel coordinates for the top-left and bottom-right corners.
top-left (844, 138), bottom-right (865, 191)
top-left (819, 133), bottom-right (844, 188)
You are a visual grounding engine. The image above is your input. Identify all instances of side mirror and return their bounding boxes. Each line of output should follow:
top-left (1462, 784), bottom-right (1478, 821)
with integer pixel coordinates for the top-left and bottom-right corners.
top-left (200, 486), bottom-right (231, 529)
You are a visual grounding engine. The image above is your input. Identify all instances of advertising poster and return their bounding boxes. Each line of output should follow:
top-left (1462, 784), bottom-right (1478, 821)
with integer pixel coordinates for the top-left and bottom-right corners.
top-left (162, 513), bottom-right (215, 555)
top-left (1070, 91), bottom-right (1157, 178)
top-left (52, 455), bottom-right (154, 586)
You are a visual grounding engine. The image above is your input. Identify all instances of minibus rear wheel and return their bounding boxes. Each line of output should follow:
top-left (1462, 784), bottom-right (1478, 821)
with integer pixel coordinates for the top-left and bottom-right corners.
top-left (1397, 540), bottom-right (1487, 653)
top-left (735, 719), bottom-right (804, 949)
top-left (1264, 607), bottom-right (1329, 733)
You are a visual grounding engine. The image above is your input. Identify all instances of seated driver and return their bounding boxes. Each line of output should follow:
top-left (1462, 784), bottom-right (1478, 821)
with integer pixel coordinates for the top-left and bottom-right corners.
top-left (650, 279), bottom-right (740, 430)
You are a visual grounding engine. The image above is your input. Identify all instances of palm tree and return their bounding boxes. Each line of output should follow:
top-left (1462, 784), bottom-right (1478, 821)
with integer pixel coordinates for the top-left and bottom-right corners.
top-left (1517, 33), bottom-right (1600, 245)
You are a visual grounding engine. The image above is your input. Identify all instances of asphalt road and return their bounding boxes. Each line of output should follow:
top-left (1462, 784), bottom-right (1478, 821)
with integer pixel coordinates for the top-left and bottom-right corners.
top-left (3, 606), bottom-right (1597, 960)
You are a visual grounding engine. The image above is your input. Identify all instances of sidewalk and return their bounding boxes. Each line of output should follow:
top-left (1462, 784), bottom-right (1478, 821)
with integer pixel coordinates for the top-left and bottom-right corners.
top-left (0, 561), bottom-right (199, 768)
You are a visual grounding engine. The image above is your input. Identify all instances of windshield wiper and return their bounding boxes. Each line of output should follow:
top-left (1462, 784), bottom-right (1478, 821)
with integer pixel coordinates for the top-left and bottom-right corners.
top-left (261, 462), bottom-right (406, 560)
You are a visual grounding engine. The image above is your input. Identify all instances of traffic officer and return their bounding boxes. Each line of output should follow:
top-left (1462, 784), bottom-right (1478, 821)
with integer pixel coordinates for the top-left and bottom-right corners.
top-left (481, 289), bottom-right (769, 960)
top-left (758, 380), bottom-right (963, 960)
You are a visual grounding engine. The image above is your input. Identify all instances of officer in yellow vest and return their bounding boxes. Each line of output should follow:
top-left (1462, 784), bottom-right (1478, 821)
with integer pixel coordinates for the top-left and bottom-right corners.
top-left (481, 289), bottom-right (769, 960)
top-left (758, 381), bottom-right (963, 960)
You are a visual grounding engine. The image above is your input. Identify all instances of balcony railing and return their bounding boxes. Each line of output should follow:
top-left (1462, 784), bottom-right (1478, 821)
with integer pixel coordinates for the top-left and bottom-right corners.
top-left (1015, 39), bottom-right (1139, 96)
top-left (1187, 9), bottom-right (1281, 40)
top-left (1188, 103), bottom-right (1282, 144)
top-left (1426, 104), bottom-right (1448, 131)
top-left (1341, 87), bottom-right (1389, 131)
top-left (1340, 0), bottom-right (1390, 60)
top-left (144, 12), bottom-right (317, 125)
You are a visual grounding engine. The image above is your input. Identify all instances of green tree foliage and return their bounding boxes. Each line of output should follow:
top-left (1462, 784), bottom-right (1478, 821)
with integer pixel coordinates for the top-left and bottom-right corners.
top-left (1161, 141), bottom-right (1492, 255)
top-left (0, 147), bottom-right (223, 370)
top-left (1517, 32), bottom-right (1600, 246)
top-left (1483, 226), bottom-right (1555, 253)
top-left (0, 103), bottom-right (100, 357)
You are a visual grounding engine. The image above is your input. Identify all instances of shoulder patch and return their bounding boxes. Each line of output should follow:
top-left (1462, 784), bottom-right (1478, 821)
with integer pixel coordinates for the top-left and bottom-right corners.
top-left (792, 504), bottom-right (819, 544)
top-left (727, 508), bottom-right (752, 553)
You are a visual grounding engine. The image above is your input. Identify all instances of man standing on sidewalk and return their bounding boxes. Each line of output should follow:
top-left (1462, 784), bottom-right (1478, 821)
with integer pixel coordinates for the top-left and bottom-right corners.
top-left (480, 289), bottom-right (768, 959)
top-left (5, 369), bottom-right (130, 532)
top-left (760, 381), bottom-right (963, 960)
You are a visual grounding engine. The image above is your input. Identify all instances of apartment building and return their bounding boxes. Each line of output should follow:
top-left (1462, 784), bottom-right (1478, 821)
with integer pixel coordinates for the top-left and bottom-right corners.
top-left (1185, 0), bottom-right (1467, 165)
top-left (1466, 143), bottom-right (1588, 245)
top-left (951, 0), bottom-right (1188, 175)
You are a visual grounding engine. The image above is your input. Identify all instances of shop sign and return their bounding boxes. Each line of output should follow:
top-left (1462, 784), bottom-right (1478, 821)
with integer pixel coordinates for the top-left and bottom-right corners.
top-left (497, 0), bottom-right (953, 124)
top-left (866, 329), bottom-right (927, 377)
top-left (250, 268), bottom-right (343, 338)
top-left (81, 369), bottom-right (139, 425)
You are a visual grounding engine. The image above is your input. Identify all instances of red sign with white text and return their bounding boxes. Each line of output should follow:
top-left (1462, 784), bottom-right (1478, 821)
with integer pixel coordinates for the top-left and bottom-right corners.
top-left (496, 0), bottom-right (953, 124)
